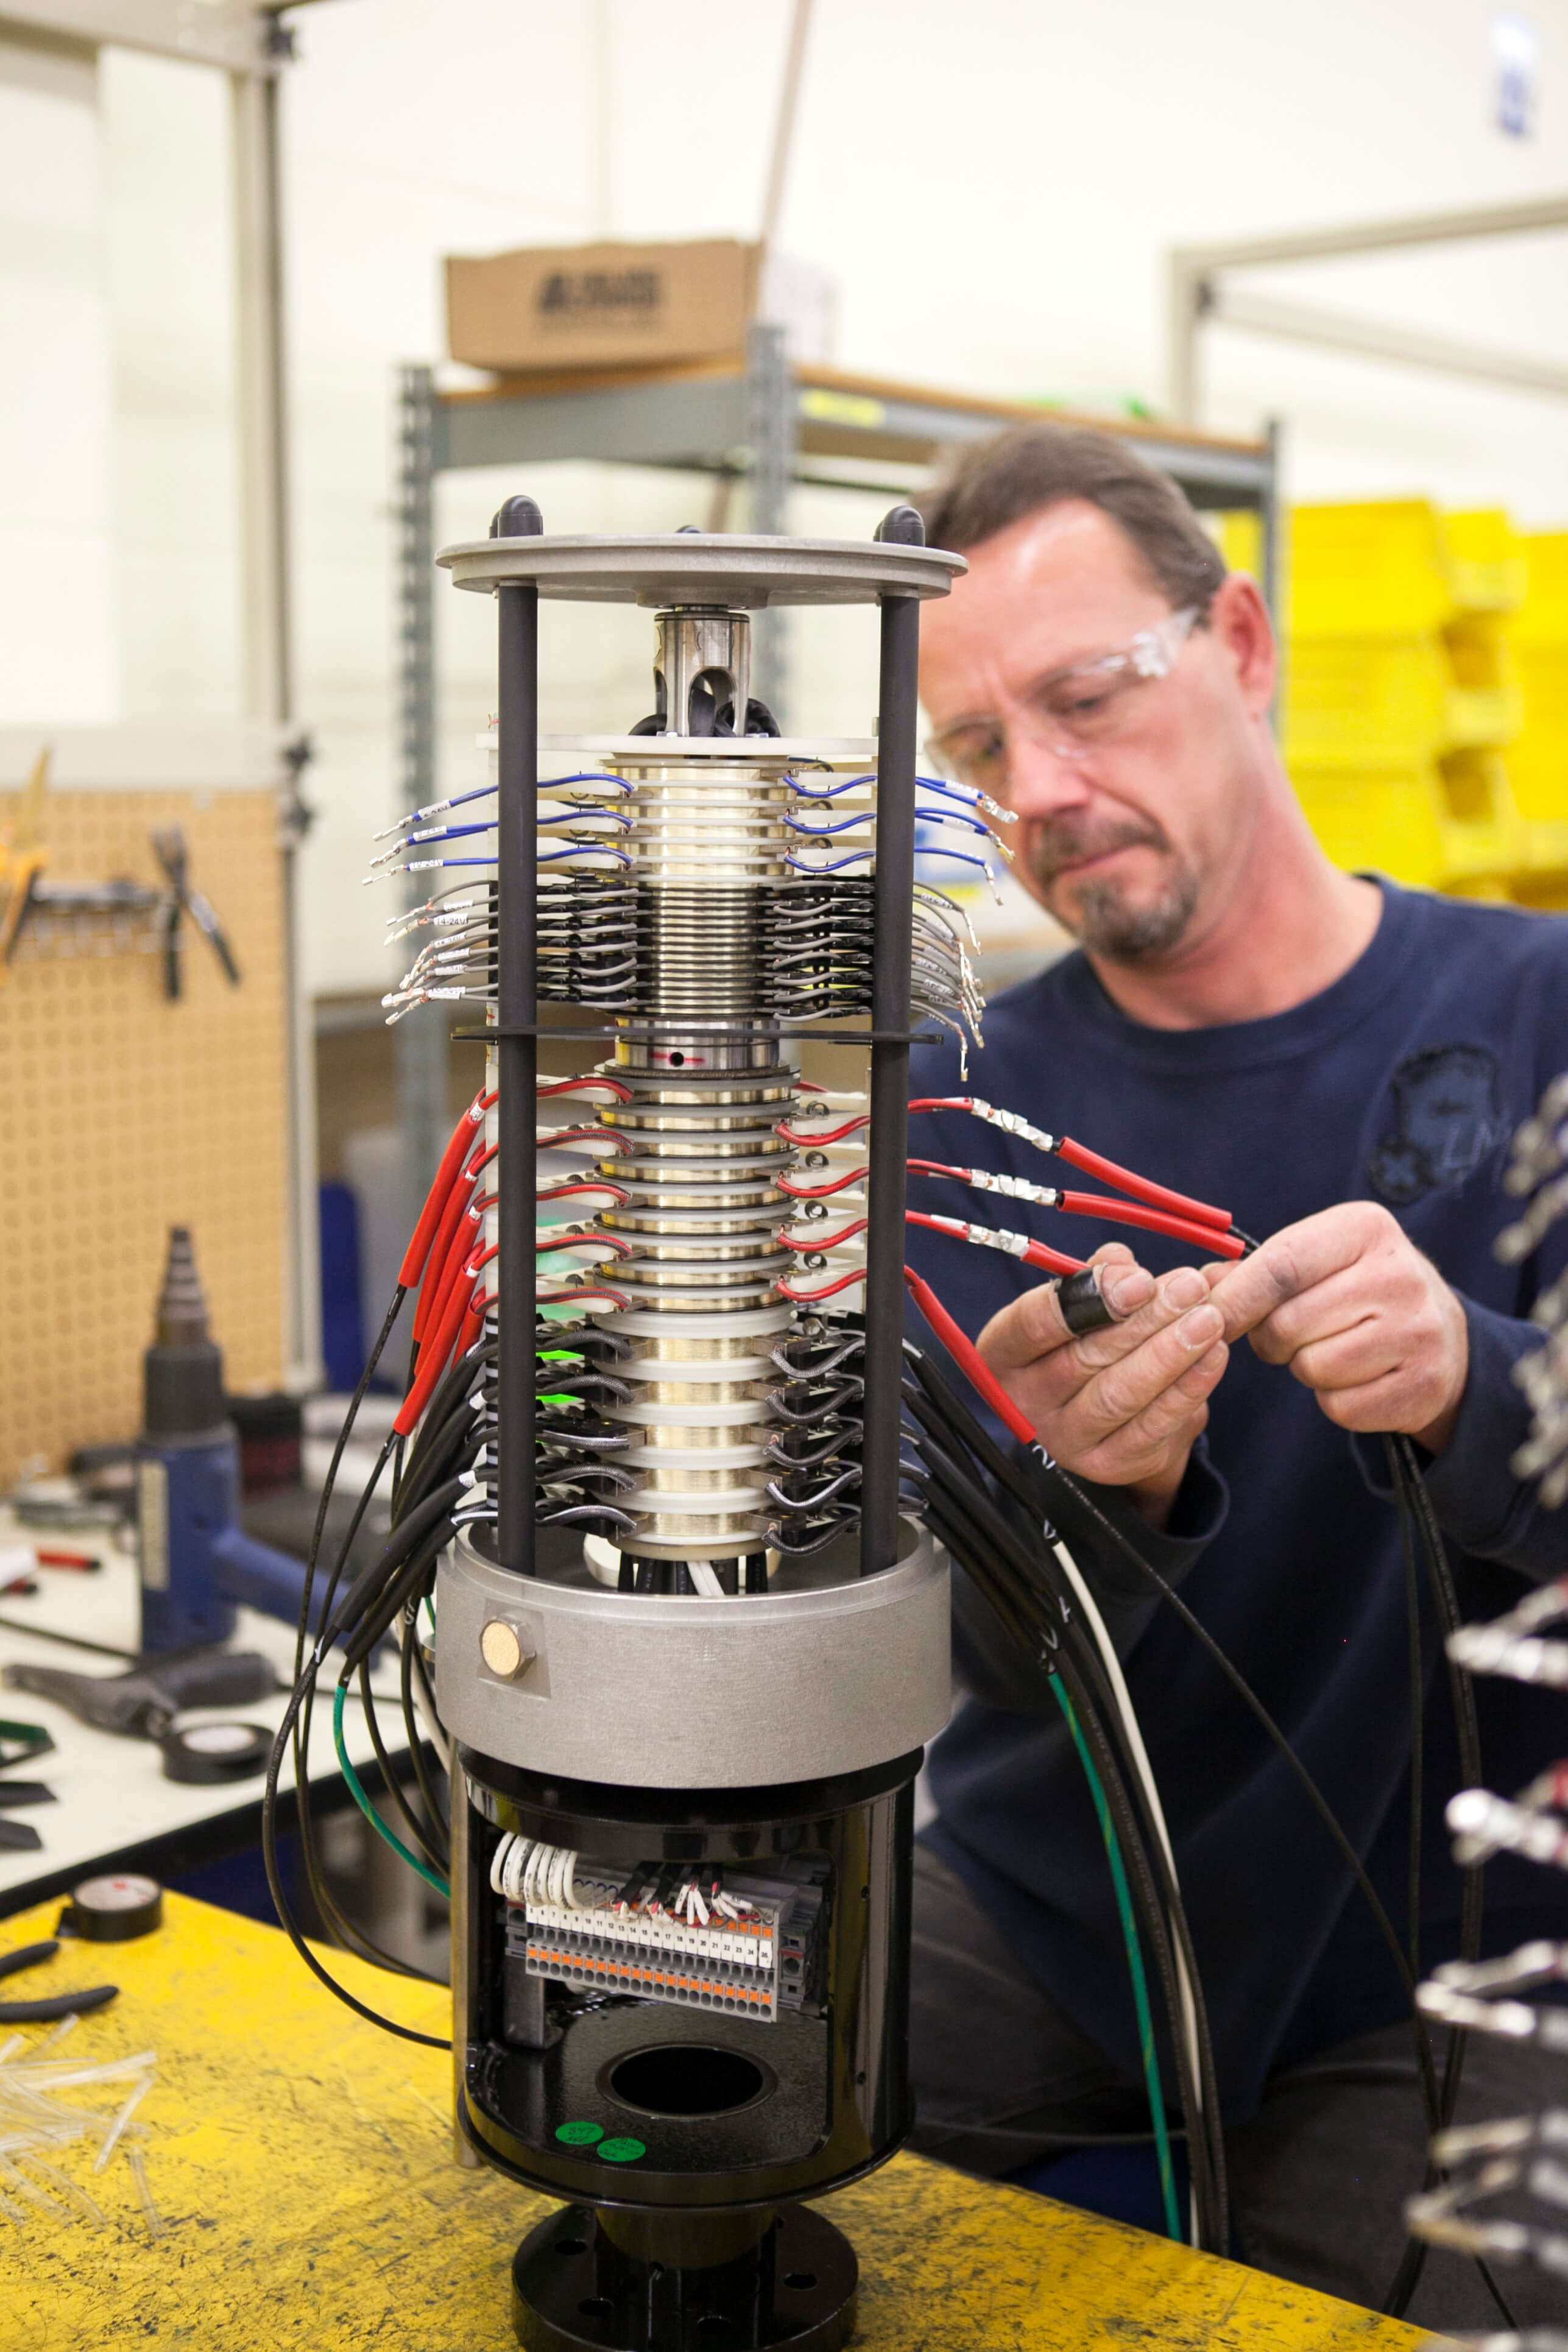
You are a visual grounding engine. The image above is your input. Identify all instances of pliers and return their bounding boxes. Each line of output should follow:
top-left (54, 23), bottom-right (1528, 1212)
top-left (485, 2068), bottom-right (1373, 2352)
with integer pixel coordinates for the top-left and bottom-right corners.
top-left (0, 1938), bottom-right (118, 2024)
top-left (149, 823), bottom-right (241, 1003)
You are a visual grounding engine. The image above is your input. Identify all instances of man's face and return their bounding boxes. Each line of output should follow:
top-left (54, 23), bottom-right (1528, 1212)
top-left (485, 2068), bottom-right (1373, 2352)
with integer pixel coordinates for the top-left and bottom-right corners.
top-left (920, 500), bottom-right (1273, 965)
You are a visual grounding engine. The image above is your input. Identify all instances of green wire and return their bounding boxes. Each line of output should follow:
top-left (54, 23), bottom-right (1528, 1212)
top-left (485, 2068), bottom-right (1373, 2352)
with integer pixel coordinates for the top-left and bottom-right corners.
top-left (1051, 1676), bottom-right (1182, 2242)
top-left (333, 1681), bottom-right (451, 1901)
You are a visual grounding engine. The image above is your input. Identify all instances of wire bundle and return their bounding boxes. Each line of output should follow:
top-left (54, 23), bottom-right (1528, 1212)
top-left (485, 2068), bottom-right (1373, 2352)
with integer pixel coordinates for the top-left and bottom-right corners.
top-left (1497, 1072), bottom-right (1568, 1506)
top-left (895, 1295), bottom-right (1223, 2248)
top-left (763, 1321), bottom-right (866, 1556)
top-left (1407, 1572), bottom-right (1568, 2339)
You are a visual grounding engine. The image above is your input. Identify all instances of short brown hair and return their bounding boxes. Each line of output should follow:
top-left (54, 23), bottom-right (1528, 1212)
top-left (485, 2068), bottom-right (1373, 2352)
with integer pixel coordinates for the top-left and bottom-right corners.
top-left (919, 422), bottom-right (1226, 613)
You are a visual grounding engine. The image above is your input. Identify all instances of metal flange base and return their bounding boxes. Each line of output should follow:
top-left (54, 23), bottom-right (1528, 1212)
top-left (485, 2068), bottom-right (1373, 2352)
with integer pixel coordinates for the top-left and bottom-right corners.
top-left (512, 2203), bottom-right (856, 2352)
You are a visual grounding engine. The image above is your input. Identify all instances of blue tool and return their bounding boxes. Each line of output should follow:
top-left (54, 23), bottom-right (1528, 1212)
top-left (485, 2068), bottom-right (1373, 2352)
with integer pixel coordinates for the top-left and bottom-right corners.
top-left (135, 1227), bottom-right (320, 1652)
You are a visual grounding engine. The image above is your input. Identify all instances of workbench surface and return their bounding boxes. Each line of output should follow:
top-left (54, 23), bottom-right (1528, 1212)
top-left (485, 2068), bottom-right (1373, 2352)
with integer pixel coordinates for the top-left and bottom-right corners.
top-left (0, 1511), bottom-right (408, 1913)
top-left (1, 1891), bottom-right (1417, 2351)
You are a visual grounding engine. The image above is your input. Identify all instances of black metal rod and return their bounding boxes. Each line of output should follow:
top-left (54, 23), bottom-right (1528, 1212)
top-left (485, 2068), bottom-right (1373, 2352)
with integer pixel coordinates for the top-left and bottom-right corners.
top-left (861, 537), bottom-right (923, 1575)
top-left (495, 495), bottom-right (542, 1575)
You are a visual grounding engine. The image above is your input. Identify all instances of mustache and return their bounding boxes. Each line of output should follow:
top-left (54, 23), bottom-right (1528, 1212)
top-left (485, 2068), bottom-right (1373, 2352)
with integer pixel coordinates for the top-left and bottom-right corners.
top-left (1025, 814), bottom-right (1168, 884)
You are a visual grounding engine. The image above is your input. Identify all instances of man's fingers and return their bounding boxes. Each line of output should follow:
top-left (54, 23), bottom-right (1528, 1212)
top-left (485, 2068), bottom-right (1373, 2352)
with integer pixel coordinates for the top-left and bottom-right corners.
top-left (977, 1250), bottom-right (1156, 1376)
top-left (1075, 1355), bottom-right (1226, 1481)
top-left (1058, 1307), bottom-right (1227, 1454)
top-left (1207, 1204), bottom-right (1400, 1343)
top-left (1286, 1324), bottom-right (1400, 1393)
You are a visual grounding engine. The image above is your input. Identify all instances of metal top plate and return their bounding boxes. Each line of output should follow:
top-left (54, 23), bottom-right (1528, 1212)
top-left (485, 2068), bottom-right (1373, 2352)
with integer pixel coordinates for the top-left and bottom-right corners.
top-left (436, 532), bottom-right (966, 608)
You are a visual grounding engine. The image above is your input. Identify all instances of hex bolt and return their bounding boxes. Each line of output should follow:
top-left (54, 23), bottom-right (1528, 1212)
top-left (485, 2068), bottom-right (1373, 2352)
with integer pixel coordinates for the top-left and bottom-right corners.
top-left (480, 1619), bottom-right (535, 1679)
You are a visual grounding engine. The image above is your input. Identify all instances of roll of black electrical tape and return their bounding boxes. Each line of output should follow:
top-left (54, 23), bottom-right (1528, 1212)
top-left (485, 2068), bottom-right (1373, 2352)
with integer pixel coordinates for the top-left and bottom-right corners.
top-left (63, 1873), bottom-right (163, 1942)
top-left (160, 1722), bottom-right (272, 1785)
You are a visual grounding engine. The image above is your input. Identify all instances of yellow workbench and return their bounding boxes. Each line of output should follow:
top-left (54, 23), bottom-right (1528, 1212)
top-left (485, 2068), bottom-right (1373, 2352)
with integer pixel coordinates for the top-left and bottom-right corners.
top-left (4, 1893), bottom-right (1416, 2350)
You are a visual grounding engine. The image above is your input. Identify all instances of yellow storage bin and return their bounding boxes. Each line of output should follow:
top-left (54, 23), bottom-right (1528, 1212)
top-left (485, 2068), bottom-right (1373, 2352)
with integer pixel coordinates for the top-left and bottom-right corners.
top-left (1444, 509), bottom-right (1528, 615)
top-left (1443, 616), bottom-right (1524, 750)
top-left (1284, 637), bottom-right (1451, 768)
top-left (1289, 501), bottom-right (1456, 638)
top-left (1511, 533), bottom-right (1568, 645)
top-left (1436, 749), bottom-right (1524, 879)
top-left (1291, 767), bottom-right (1446, 888)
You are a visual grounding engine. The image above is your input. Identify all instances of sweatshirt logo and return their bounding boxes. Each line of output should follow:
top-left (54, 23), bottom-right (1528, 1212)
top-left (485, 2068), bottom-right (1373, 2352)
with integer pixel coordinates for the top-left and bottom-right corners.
top-left (1368, 1044), bottom-right (1505, 1204)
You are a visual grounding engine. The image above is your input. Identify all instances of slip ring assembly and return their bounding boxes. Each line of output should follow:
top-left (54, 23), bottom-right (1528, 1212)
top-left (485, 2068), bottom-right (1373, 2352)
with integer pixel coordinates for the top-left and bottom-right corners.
top-left (389, 507), bottom-right (970, 2351)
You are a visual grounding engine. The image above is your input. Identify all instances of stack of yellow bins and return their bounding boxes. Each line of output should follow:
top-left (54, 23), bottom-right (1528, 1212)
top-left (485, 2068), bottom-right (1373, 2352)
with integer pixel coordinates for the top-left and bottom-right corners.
top-left (1280, 501), bottom-right (1524, 892)
top-left (1504, 534), bottom-right (1568, 902)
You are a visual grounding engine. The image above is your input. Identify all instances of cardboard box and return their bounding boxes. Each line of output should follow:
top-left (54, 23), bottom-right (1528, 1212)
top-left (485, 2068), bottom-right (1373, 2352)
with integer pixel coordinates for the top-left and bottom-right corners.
top-left (446, 237), bottom-right (763, 375)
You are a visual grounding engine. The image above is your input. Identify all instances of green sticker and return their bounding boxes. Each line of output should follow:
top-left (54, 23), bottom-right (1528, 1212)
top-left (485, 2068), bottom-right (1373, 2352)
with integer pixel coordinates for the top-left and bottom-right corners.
top-left (556, 2119), bottom-right (604, 2147)
top-left (596, 2136), bottom-right (646, 2164)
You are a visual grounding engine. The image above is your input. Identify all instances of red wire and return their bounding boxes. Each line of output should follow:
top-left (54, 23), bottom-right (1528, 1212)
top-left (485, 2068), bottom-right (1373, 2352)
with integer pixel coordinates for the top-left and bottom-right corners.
top-left (775, 1113), bottom-right (869, 1146)
top-left (1056, 1138), bottom-right (1231, 1232)
top-left (908, 1097), bottom-right (1233, 1234)
top-left (1058, 1192), bottom-right (1245, 1258)
top-left (397, 1090), bottom-right (487, 1288)
top-left (536, 1180), bottom-right (630, 1206)
top-left (412, 1171), bottom-right (478, 1343)
top-left (777, 1165), bottom-right (868, 1200)
top-left (778, 1268), bottom-right (869, 1302)
top-left (903, 1268), bottom-right (1034, 1444)
top-left (785, 1217), bottom-right (868, 1252)
top-left (395, 1252), bottom-right (479, 1436)
top-left (534, 1231), bottom-right (635, 1257)
top-left (536, 1076), bottom-right (631, 1103)
top-left (905, 1209), bottom-right (1085, 1277)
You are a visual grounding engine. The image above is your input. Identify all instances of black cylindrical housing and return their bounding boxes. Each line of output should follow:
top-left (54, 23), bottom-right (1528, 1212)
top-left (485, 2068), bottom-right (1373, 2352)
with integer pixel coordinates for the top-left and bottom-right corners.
top-left (454, 1752), bottom-right (917, 2216)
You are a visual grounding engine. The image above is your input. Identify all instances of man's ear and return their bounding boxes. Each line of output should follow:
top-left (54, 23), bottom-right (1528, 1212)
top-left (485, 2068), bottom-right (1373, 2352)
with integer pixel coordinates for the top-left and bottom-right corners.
top-left (1210, 572), bottom-right (1277, 718)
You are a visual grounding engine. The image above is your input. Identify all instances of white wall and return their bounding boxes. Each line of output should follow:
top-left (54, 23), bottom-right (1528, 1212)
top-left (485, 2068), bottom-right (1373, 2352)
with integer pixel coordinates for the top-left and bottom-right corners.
top-left (4, 1), bottom-right (1567, 992)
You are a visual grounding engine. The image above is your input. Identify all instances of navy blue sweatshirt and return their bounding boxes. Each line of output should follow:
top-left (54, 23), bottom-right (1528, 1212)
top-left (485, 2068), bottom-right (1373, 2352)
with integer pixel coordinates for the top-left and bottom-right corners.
top-left (904, 881), bottom-right (1568, 2119)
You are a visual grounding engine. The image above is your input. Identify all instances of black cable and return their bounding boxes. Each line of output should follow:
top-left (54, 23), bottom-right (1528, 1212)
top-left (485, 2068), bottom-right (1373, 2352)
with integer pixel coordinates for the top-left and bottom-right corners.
top-left (1025, 1450), bottom-right (1444, 2135)
top-left (917, 1443), bottom-right (1227, 2248)
top-left (1387, 1438), bottom-right (1426, 1984)
top-left (261, 1664), bottom-right (449, 2051)
top-left (904, 1354), bottom-right (1232, 2223)
top-left (1380, 1436), bottom-right (1511, 2328)
top-left (359, 1652), bottom-right (445, 1874)
top-left (284, 1298), bottom-right (420, 1978)
top-left (398, 1605), bottom-right (451, 1870)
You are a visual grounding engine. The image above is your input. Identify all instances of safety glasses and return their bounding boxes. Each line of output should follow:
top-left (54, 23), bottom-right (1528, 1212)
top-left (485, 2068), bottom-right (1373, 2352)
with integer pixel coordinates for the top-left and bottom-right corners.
top-left (925, 605), bottom-right (1202, 797)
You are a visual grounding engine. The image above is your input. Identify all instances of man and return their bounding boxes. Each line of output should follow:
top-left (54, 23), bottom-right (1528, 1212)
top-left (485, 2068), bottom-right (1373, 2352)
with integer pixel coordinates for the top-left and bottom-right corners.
top-left (902, 422), bottom-right (1568, 2329)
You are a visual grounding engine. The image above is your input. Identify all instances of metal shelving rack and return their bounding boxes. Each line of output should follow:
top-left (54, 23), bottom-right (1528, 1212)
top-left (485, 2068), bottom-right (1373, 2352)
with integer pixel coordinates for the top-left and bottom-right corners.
top-left (393, 325), bottom-right (1279, 1179)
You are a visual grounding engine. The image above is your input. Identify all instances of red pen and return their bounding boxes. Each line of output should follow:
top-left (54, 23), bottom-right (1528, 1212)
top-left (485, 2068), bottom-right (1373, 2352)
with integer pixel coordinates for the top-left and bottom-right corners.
top-left (35, 1548), bottom-right (99, 1573)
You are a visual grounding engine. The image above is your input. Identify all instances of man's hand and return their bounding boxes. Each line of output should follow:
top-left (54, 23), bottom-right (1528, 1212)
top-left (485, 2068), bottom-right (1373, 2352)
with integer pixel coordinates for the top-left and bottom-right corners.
top-left (1205, 1202), bottom-right (1469, 1452)
top-left (976, 1243), bottom-right (1229, 1527)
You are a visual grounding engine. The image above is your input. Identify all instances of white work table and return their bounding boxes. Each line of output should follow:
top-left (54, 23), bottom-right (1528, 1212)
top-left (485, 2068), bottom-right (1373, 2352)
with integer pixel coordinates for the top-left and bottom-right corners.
top-left (0, 1502), bottom-right (414, 1917)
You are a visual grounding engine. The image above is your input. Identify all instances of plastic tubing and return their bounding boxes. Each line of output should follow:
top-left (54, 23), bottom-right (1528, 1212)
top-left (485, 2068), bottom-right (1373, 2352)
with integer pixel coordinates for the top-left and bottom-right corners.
top-left (903, 1266), bottom-right (1034, 1444)
top-left (412, 1169), bottom-right (479, 1343)
top-left (398, 1092), bottom-right (489, 1288)
top-left (1056, 1138), bottom-right (1231, 1232)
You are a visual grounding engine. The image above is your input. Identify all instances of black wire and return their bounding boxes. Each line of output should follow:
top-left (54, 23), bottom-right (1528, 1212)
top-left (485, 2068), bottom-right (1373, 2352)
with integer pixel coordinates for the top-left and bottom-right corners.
top-left (903, 1352), bottom-right (1232, 2225)
top-left (1380, 1436), bottom-right (1511, 2328)
top-left (398, 1604), bottom-right (451, 1869)
top-left (284, 1294), bottom-right (422, 1977)
top-left (1387, 1438), bottom-right (1425, 1985)
top-left (922, 1481), bottom-right (1222, 2246)
top-left (261, 1661), bottom-right (450, 2051)
top-left (1027, 1450), bottom-right (1445, 2134)
top-left (917, 1442), bottom-right (1227, 2249)
top-left (360, 1651), bottom-right (445, 1874)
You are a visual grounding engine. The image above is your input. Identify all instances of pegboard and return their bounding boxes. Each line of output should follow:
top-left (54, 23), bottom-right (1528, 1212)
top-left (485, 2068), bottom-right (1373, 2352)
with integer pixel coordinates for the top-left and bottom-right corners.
top-left (0, 789), bottom-right (287, 1486)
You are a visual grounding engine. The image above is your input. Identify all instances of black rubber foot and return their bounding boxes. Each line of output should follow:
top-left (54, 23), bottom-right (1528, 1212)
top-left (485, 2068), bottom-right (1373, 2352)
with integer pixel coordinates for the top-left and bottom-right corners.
top-left (512, 2202), bottom-right (858, 2352)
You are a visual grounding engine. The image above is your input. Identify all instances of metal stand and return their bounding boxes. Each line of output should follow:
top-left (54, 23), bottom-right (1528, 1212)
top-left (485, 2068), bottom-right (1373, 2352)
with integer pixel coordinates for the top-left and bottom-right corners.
top-left (512, 2202), bottom-right (856, 2352)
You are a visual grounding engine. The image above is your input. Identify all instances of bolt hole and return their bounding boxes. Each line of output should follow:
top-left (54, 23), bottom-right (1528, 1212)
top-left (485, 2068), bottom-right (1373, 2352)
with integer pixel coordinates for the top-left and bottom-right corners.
top-left (784, 2271), bottom-right (818, 2290)
top-left (553, 2238), bottom-right (587, 2257)
top-left (578, 2297), bottom-right (612, 2317)
top-left (668, 1051), bottom-right (686, 1066)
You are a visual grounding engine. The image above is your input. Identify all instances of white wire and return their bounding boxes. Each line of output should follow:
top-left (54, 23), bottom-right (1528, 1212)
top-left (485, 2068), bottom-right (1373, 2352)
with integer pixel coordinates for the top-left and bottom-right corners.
top-left (1050, 1531), bottom-right (1206, 2242)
